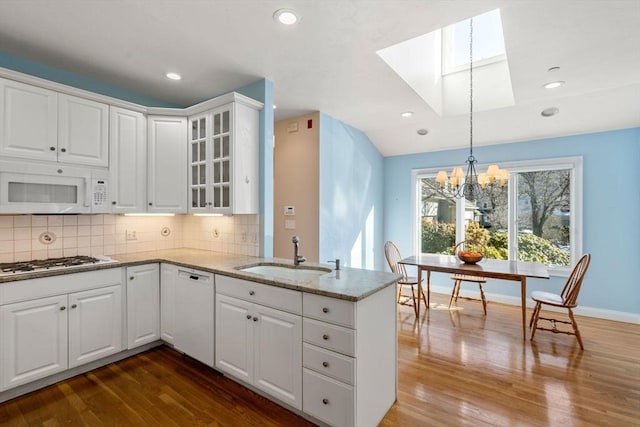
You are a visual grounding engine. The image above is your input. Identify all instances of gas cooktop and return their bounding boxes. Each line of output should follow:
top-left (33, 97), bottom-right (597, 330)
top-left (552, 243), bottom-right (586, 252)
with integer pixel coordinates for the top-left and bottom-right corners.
top-left (0, 255), bottom-right (117, 276)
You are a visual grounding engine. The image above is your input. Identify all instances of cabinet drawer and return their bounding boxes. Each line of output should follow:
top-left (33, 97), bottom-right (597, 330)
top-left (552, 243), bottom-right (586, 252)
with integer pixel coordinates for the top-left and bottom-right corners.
top-left (216, 275), bottom-right (301, 315)
top-left (303, 368), bottom-right (354, 427)
top-left (303, 343), bottom-right (355, 385)
top-left (303, 318), bottom-right (355, 357)
top-left (303, 293), bottom-right (355, 328)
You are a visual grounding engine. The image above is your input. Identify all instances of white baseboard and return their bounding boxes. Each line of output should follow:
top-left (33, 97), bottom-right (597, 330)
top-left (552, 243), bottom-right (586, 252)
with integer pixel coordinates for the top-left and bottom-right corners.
top-left (430, 285), bottom-right (639, 325)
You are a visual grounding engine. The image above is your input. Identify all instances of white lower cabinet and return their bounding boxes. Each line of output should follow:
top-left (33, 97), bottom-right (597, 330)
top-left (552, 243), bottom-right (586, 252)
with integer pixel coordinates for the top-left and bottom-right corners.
top-left (302, 286), bottom-right (397, 427)
top-left (126, 264), bottom-right (160, 349)
top-left (160, 263), bottom-right (214, 367)
top-left (0, 269), bottom-right (123, 391)
top-left (0, 295), bottom-right (68, 390)
top-left (215, 275), bottom-right (302, 410)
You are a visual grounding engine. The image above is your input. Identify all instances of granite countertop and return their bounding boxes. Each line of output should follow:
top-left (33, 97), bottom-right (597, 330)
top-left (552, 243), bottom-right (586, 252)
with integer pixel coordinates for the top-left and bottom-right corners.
top-left (0, 249), bottom-right (401, 301)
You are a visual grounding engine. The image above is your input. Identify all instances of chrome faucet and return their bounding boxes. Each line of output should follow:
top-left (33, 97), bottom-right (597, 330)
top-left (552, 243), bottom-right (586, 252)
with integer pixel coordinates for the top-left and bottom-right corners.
top-left (292, 235), bottom-right (306, 266)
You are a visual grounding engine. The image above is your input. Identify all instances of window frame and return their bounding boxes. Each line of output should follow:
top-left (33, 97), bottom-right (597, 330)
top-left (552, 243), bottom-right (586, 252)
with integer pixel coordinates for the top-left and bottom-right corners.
top-left (411, 156), bottom-right (583, 276)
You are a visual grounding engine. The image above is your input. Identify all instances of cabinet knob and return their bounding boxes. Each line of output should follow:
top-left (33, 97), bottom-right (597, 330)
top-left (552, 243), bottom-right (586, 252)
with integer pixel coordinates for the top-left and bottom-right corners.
top-left (253, 317), bottom-right (258, 322)
top-left (50, 146), bottom-right (56, 151)
top-left (322, 334), bottom-right (330, 340)
top-left (60, 148), bottom-right (67, 153)
top-left (149, 202), bottom-right (153, 206)
top-left (322, 307), bottom-right (329, 313)
top-left (322, 398), bottom-right (329, 405)
top-left (249, 290), bottom-right (255, 296)
top-left (71, 304), bottom-right (77, 309)
top-left (60, 306), bottom-right (66, 311)
top-left (57, 169), bottom-right (63, 174)
top-left (130, 276), bottom-right (135, 280)
top-left (246, 314), bottom-right (252, 320)
top-left (322, 361), bottom-right (329, 368)
top-left (112, 201), bottom-right (117, 205)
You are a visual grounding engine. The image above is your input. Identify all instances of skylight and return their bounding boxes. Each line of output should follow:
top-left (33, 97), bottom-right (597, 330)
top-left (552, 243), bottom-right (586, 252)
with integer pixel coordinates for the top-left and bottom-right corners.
top-left (376, 8), bottom-right (514, 117)
top-left (442, 9), bottom-right (506, 74)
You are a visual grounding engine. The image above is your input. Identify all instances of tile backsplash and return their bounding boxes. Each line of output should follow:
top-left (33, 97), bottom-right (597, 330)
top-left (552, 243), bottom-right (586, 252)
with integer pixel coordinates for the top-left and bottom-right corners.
top-left (0, 214), bottom-right (260, 263)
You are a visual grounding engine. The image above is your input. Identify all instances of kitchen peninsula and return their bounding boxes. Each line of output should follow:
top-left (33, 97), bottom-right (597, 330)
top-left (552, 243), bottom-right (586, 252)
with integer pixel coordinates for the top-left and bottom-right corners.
top-left (0, 248), bottom-right (400, 427)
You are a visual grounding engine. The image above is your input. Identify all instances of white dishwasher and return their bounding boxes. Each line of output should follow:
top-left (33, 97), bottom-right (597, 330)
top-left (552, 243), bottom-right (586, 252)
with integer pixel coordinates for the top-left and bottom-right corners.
top-left (162, 264), bottom-right (215, 367)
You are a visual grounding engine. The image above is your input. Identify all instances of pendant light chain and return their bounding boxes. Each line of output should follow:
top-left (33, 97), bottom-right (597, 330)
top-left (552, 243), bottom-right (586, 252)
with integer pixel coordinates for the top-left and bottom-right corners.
top-left (469, 18), bottom-right (473, 159)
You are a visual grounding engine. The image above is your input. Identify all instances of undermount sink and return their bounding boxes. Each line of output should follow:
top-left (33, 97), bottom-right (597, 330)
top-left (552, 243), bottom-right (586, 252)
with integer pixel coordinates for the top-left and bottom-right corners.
top-left (238, 264), bottom-right (332, 281)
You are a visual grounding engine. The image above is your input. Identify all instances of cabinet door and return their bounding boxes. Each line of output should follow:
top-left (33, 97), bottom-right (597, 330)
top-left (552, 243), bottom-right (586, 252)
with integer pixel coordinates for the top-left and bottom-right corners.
top-left (126, 264), bottom-right (160, 349)
top-left (174, 269), bottom-right (214, 366)
top-left (110, 107), bottom-right (147, 213)
top-left (215, 293), bottom-right (253, 383)
top-left (147, 116), bottom-right (187, 213)
top-left (58, 94), bottom-right (109, 167)
top-left (188, 113), bottom-right (209, 212)
top-left (253, 303), bottom-right (302, 410)
top-left (160, 263), bottom-right (177, 344)
top-left (68, 284), bottom-right (123, 368)
top-left (0, 295), bottom-right (68, 390)
top-left (210, 107), bottom-right (232, 213)
top-left (0, 78), bottom-right (58, 162)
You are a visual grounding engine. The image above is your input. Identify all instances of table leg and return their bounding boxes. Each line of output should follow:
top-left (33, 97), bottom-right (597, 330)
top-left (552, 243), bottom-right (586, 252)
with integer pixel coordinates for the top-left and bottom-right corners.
top-left (426, 270), bottom-right (431, 308)
top-left (416, 267), bottom-right (422, 317)
top-left (521, 277), bottom-right (527, 341)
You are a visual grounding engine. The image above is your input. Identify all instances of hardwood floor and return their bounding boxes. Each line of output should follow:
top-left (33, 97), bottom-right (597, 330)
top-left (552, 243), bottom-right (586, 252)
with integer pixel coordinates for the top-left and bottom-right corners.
top-left (1, 292), bottom-right (638, 426)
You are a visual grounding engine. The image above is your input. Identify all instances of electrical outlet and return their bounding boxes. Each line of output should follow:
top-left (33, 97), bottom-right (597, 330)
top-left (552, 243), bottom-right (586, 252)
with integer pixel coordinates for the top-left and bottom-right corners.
top-left (126, 230), bottom-right (137, 240)
top-left (213, 228), bottom-right (220, 238)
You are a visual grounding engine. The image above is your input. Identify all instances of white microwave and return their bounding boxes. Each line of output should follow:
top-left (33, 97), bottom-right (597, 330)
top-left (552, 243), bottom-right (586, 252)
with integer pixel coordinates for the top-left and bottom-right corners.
top-left (0, 161), bottom-right (110, 214)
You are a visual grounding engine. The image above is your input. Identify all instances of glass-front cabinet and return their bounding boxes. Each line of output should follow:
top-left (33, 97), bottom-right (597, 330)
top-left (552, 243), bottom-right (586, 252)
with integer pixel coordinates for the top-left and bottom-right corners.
top-left (188, 96), bottom-right (260, 214)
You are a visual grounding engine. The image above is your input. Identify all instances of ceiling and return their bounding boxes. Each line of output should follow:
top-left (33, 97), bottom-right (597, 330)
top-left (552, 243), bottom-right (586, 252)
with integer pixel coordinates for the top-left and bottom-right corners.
top-left (0, 0), bottom-right (638, 157)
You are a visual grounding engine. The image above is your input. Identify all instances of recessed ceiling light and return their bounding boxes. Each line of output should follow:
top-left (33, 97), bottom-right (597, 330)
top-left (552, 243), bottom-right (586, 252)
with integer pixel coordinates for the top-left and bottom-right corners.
top-left (541, 107), bottom-right (559, 117)
top-left (543, 81), bottom-right (565, 89)
top-left (401, 111), bottom-right (413, 118)
top-left (166, 72), bottom-right (181, 81)
top-left (274, 9), bottom-right (299, 25)
top-left (417, 129), bottom-right (429, 135)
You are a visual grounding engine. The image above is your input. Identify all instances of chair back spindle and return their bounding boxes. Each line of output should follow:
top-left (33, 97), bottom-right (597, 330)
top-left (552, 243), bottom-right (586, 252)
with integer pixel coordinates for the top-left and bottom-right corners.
top-left (384, 241), bottom-right (408, 281)
top-left (560, 254), bottom-right (591, 307)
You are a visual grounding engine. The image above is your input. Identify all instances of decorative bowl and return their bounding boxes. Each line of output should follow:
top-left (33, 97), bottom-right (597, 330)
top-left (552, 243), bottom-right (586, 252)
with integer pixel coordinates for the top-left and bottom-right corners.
top-left (457, 251), bottom-right (483, 264)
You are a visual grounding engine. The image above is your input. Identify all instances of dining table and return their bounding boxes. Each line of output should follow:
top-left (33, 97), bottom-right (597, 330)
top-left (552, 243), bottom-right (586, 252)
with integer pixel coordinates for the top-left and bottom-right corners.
top-left (399, 254), bottom-right (550, 340)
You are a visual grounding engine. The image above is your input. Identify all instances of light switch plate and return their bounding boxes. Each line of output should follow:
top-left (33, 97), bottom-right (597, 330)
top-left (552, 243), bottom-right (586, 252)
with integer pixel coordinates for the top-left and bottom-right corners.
top-left (284, 206), bottom-right (295, 216)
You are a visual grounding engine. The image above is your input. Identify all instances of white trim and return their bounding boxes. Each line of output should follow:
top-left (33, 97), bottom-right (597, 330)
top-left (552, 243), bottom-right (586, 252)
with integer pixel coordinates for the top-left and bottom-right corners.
top-left (429, 286), bottom-right (639, 324)
top-left (0, 66), bottom-right (148, 113)
top-left (0, 66), bottom-right (264, 117)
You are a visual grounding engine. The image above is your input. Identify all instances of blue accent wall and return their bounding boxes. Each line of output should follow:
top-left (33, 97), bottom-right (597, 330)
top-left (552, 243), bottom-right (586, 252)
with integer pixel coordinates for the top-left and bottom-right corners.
top-left (0, 51), bottom-right (180, 107)
top-left (319, 113), bottom-right (385, 270)
top-left (384, 128), bottom-right (640, 315)
top-left (237, 80), bottom-right (274, 258)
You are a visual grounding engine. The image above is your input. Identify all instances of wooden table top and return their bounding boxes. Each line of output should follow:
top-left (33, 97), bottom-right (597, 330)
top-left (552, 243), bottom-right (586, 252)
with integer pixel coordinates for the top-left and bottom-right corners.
top-left (399, 254), bottom-right (550, 281)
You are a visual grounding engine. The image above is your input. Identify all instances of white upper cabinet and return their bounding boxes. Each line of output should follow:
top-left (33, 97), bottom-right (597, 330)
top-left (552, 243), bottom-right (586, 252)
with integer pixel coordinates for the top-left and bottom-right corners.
top-left (58, 94), bottom-right (109, 167)
top-left (147, 116), bottom-right (187, 213)
top-left (0, 77), bottom-right (58, 162)
top-left (110, 107), bottom-right (147, 213)
top-left (0, 78), bottom-right (109, 167)
top-left (188, 99), bottom-right (259, 214)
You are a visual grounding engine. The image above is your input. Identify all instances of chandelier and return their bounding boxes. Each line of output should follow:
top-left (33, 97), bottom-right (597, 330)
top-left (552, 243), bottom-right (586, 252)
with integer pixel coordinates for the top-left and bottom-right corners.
top-left (436, 18), bottom-right (508, 202)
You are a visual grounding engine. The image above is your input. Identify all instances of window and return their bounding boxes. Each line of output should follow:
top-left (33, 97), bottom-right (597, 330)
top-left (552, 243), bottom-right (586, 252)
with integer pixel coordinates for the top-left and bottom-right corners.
top-left (412, 157), bottom-right (582, 275)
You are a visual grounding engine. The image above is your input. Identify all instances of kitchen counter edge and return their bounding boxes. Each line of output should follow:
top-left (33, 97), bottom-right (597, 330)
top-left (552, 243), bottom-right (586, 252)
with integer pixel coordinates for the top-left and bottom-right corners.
top-left (0, 249), bottom-right (401, 302)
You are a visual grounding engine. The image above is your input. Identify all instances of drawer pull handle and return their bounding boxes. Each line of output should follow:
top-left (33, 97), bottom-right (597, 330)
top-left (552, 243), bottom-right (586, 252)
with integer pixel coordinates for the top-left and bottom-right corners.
top-left (246, 314), bottom-right (252, 320)
top-left (322, 398), bottom-right (329, 405)
top-left (71, 304), bottom-right (77, 309)
top-left (253, 317), bottom-right (258, 322)
top-left (322, 361), bottom-right (329, 368)
top-left (60, 306), bottom-right (66, 311)
top-left (322, 334), bottom-right (329, 340)
top-left (322, 307), bottom-right (329, 313)
top-left (249, 290), bottom-right (255, 296)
